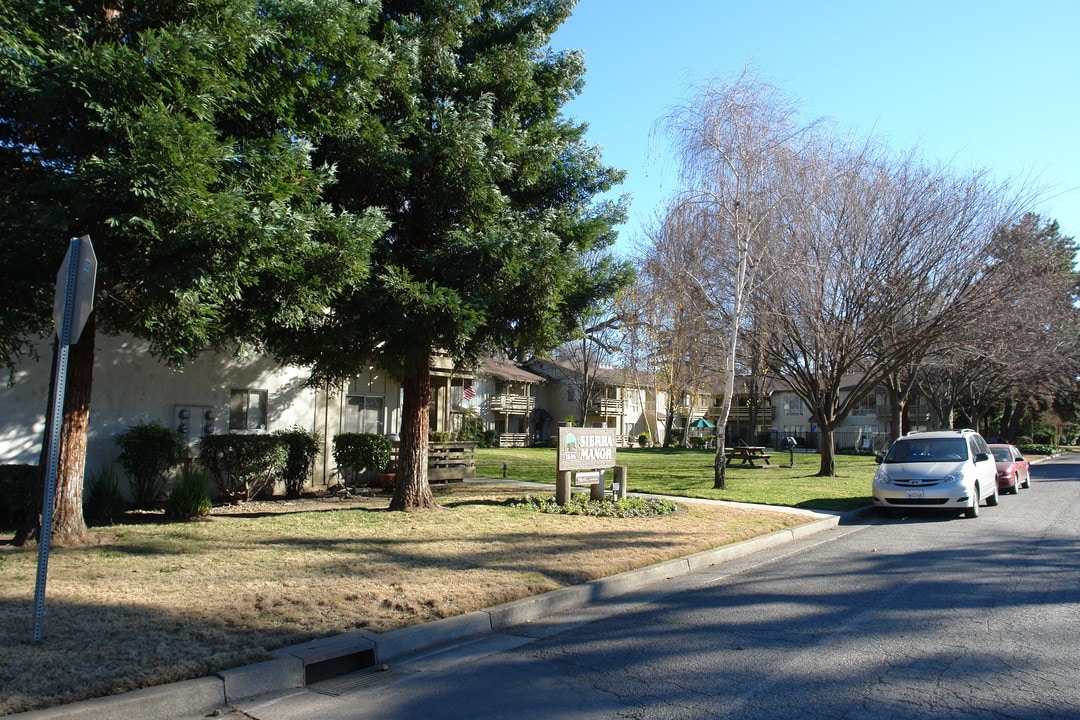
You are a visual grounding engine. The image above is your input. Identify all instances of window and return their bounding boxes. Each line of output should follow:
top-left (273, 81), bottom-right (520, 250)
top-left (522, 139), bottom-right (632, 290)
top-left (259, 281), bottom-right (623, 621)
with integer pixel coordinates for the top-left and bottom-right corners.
top-left (345, 394), bottom-right (384, 434)
top-left (783, 396), bottom-right (803, 416)
top-left (853, 395), bottom-right (877, 416)
top-left (230, 389), bottom-right (268, 430)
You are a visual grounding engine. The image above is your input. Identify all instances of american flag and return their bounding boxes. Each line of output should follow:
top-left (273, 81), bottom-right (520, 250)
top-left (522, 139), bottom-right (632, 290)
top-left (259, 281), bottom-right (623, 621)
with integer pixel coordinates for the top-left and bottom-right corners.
top-left (462, 381), bottom-right (476, 401)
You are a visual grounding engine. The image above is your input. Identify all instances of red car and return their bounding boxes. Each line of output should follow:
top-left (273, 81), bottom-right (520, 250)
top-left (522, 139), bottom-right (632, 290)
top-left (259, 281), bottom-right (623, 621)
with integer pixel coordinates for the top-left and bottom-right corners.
top-left (989, 444), bottom-right (1031, 494)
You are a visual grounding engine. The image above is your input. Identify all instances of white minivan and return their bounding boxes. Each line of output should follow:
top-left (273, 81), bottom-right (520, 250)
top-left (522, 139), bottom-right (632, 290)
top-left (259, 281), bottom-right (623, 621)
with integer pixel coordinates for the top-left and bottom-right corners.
top-left (872, 429), bottom-right (999, 518)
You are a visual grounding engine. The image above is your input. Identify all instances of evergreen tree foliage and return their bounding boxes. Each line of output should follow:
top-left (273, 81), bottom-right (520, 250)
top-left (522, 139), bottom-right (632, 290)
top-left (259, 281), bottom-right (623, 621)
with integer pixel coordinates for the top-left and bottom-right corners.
top-left (269, 0), bottom-right (632, 510)
top-left (0, 0), bottom-right (387, 544)
top-left (1, 0), bottom-right (386, 369)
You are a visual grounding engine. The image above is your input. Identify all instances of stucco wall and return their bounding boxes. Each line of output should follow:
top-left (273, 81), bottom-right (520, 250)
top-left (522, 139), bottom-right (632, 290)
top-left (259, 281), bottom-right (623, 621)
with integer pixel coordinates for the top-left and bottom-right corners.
top-left (0, 335), bottom-right (318, 480)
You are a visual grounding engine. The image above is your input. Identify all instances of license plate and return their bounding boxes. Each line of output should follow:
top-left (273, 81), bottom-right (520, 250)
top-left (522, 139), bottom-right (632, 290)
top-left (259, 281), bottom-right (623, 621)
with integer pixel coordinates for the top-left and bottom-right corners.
top-left (906, 490), bottom-right (924, 499)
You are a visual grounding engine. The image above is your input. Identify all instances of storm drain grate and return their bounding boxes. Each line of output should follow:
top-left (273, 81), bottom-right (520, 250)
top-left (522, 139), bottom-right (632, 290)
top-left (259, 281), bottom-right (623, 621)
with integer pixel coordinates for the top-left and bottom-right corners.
top-left (308, 667), bottom-right (415, 696)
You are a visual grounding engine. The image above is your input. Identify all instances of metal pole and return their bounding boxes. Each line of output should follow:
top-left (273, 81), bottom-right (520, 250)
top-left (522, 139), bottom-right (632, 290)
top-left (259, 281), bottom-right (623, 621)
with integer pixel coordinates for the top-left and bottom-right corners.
top-left (31, 237), bottom-right (80, 644)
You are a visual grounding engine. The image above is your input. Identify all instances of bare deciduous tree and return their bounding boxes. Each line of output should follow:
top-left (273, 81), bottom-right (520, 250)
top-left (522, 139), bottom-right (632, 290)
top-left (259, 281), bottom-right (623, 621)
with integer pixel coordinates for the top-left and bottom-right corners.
top-left (915, 214), bottom-right (1080, 439)
top-left (632, 202), bottom-right (725, 448)
top-left (653, 69), bottom-right (811, 488)
top-left (765, 141), bottom-right (1016, 475)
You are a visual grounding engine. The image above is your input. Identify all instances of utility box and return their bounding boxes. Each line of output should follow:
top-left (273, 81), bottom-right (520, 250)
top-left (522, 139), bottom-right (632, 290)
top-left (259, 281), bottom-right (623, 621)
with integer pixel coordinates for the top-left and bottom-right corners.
top-left (175, 404), bottom-right (216, 456)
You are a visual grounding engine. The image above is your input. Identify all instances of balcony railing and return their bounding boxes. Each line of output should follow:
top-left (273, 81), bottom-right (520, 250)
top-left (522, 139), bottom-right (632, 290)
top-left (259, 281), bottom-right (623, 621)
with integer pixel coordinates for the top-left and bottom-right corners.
top-left (497, 433), bottom-right (530, 447)
top-left (877, 404), bottom-right (931, 420)
top-left (588, 398), bottom-right (625, 415)
top-left (678, 405), bottom-right (710, 421)
top-left (490, 394), bottom-right (535, 414)
top-left (707, 404), bottom-right (774, 423)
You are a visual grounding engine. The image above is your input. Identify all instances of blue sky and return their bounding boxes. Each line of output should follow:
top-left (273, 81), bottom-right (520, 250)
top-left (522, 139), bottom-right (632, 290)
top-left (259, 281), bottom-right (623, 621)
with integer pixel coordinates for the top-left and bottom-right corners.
top-left (551, 1), bottom-right (1080, 253)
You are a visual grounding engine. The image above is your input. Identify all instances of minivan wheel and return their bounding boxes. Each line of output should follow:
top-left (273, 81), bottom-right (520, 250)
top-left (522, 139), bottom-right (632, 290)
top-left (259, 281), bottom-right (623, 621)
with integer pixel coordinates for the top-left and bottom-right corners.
top-left (986, 483), bottom-right (999, 507)
top-left (963, 488), bottom-right (981, 518)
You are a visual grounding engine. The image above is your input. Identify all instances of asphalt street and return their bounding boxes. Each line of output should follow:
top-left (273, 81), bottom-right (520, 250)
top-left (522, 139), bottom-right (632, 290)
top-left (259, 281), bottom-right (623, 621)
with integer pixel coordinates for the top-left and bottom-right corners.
top-left (214, 454), bottom-right (1080, 720)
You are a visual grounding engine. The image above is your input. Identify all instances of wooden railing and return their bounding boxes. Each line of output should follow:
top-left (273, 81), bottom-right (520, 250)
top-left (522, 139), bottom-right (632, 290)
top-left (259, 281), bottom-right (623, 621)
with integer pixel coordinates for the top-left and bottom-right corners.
top-left (678, 405), bottom-right (710, 420)
top-left (490, 395), bottom-right (535, 414)
top-left (707, 405), bottom-right (773, 423)
top-left (588, 397), bottom-right (625, 415)
top-left (389, 441), bottom-right (476, 482)
top-left (497, 433), bottom-right (530, 447)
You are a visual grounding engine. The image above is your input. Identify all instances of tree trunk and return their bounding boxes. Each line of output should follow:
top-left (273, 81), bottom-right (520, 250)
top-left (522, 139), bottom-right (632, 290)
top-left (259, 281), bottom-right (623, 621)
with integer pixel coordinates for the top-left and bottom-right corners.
top-left (712, 437), bottom-right (727, 490)
top-left (888, 388), bottom-right (906, 443)
top-left (662, 392), bottom-right (678, 448)
top-left (14, 315), bottom-right (95, 547)
top-left (816, 424), bottom-right (837, 477)
top-left (389, 354), bottom-right (438, 512)
top-left (1006, 401), bottom-right (1026, 442)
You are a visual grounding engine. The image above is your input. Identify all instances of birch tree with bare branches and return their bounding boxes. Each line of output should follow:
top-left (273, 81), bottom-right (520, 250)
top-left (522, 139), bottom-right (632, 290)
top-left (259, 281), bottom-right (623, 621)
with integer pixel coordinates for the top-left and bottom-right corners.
top-left (653, 69), bottom-right (813, 488)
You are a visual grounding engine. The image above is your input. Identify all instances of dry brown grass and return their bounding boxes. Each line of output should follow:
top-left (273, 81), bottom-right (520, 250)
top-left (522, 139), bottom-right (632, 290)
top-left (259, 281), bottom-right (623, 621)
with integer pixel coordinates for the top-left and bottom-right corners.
top-left (0, 483), bottom-right (810, 716)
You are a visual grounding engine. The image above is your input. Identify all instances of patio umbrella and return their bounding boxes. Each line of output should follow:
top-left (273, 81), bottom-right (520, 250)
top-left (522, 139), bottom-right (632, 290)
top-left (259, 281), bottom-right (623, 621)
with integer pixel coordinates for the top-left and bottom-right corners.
top-left (689, 418), bottom-right (716, 428)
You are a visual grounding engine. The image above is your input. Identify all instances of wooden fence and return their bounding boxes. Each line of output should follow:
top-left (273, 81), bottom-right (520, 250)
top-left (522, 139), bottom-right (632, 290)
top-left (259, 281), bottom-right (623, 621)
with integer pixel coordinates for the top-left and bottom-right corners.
top-left (389, 441), bottom-right (477, 482)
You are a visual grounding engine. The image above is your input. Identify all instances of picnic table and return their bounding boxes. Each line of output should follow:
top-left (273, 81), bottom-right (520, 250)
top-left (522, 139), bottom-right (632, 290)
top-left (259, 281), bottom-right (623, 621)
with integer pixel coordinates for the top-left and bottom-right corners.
top-left (724, 446), bottom-right (772, 468)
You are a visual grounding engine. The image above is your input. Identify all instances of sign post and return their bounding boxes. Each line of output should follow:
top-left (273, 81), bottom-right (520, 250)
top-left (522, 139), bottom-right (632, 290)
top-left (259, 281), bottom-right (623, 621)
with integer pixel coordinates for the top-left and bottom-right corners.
top-left (32, 235), bottom-right (97, 644)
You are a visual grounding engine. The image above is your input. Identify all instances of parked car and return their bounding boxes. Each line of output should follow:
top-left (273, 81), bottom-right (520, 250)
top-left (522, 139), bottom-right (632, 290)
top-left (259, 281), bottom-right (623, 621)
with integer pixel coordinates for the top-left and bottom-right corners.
top-left (872, 429), bottom-right (999, 518)
top-left (988, 443), bottom-right (1031, 494)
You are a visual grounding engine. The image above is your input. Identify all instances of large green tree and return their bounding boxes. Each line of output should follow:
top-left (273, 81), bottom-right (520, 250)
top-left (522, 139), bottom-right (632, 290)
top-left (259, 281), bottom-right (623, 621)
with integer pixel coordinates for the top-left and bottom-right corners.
top-left (269, 0), bottom-right (631, 510)
top-left (1, 0), bottom-right (387, 545)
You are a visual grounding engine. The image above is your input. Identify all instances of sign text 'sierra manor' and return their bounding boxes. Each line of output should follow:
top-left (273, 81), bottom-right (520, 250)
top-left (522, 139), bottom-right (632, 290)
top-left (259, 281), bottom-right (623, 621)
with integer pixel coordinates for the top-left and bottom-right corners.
top-left (557, 427), bottom-right (617, 471)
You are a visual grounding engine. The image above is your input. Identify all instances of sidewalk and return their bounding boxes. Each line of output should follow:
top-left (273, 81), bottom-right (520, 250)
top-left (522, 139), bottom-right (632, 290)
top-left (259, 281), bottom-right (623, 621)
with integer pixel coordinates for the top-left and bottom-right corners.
top-left (12, 496), bottom-right (865, 720)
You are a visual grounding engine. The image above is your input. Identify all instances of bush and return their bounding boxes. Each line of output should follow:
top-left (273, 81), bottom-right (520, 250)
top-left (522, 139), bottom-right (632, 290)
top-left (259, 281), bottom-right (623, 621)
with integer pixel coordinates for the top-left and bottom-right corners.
top-left (430, 430), bottom-right (452, 444)
top-left (84, 465), bottom-right (127, 526)
top-left (1018, 443), bottom-right (1056, 456)
top-left (636, 432), bottom-right (650, 447)
top-left (165, 463), bottom-right (212, 520)
top-left (114, 420), bottom-right (185, 509)
top-left (0, 464), bottom-right (37, 529)
top-left (200, 434), bottom-right (288, 502)
top-left (482, 429), bottom-right (498, 448)
top-left (688, 436), bottom-right (706, 449)
top-left (457, 410), bottom-right (485, 444)
top-left (332, 433), bottom-right (392, 485)
top-left (512, 493), bottom-right (678, 518)
top-left (273, 427), bottom-right (321, 498)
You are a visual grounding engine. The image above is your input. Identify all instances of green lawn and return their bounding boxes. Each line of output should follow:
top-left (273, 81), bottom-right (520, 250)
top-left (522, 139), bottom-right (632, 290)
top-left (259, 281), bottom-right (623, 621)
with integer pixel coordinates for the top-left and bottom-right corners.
top-left (477, 446), bottom-right (874, 512)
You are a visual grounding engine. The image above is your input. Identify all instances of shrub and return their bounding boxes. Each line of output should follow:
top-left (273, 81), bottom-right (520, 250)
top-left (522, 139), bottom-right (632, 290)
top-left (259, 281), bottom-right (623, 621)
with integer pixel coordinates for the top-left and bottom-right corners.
top-left (636, 432), bottom-right (650, 447)
top-left (84, 464), bottom-right (127, 526)
top-left (200, 434), bottom-right (288, 502)
top-left (482, 429), bottom-right (498, 448)
top-left (114, 420), bottom-right (185, 509)
top-left (273, 427), bottom-right (321, 498)
top-left (165, 463), bottom-right (212, 519)
top-left (332, 433), bottom-right (392, 485)
top-left (430, 430), bottom-right (452, 444)
top-left (0, 464), bottom-right (37, 529)
top-left (457, 410), bottom-right (485, 444)
top-left (512, 493), bottom-right (678, 518)
top-left (688, 436), bottom-right (706, 449)
top-left (1018, 443), bottom-right (1056, 456)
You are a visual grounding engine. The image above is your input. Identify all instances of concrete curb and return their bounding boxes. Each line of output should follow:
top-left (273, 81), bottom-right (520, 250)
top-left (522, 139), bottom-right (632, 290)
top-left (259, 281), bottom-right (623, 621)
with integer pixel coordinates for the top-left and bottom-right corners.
top-left (11, 513), bottom-right (846, 719)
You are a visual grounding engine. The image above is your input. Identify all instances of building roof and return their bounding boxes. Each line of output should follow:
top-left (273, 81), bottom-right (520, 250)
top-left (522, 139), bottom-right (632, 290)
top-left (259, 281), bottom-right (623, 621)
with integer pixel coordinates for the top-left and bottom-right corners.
top-left (522, 357), bottom-right (652, 388)
top-left (480, 357), bottom-right (546, 384)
